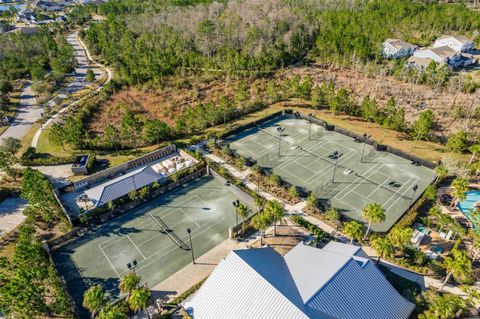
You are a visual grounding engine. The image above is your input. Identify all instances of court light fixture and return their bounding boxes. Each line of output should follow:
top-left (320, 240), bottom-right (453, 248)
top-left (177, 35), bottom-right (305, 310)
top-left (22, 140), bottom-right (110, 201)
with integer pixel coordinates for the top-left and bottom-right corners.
top-left (127, 259), bottom-right (138, 275)
top-left (187, 228), bottom-right (195, 264)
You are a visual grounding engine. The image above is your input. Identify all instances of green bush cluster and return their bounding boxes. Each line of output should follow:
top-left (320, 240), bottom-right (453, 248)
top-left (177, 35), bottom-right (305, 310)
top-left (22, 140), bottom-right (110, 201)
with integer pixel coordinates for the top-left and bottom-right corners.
top-left (291, 215), bottom-right (330, 243)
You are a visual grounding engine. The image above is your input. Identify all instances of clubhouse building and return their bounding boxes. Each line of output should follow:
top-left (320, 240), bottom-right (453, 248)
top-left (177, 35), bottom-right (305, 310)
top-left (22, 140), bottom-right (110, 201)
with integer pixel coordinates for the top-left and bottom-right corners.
top-left (184, 241), bottom-right (415, 319)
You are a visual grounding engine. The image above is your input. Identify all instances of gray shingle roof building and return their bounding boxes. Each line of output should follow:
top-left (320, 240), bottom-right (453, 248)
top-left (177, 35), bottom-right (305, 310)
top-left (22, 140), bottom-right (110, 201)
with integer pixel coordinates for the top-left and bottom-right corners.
top-left (184, 242), bottom-right (415, 319)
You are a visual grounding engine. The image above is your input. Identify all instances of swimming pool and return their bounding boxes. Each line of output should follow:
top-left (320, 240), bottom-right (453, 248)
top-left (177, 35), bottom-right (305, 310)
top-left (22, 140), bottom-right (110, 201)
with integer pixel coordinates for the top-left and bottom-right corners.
top-left (457, 190), bottom-right (480, 216)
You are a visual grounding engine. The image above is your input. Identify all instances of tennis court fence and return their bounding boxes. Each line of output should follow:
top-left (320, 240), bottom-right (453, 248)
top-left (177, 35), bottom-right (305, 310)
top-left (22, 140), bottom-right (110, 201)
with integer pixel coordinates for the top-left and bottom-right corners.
top-left (209, 168), bottom-right (256, 209)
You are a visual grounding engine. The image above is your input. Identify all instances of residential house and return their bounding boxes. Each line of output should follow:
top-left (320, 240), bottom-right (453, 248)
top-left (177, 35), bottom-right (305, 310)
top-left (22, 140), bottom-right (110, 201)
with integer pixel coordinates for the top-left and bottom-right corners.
top-left (6, 26), bottom-right (40, 34)
top-left (434, 35), bottom-right (474, 53)
top-left (35, 0), bottom-right (63, 12)
top-left (183, 241), bottom-right (415, 319)
top-left (412, 46), bottom-right (473, 69)
top-left (16, 9), bottom-right (37, 24)
top-left (382, 39), bottom-right (417, 59)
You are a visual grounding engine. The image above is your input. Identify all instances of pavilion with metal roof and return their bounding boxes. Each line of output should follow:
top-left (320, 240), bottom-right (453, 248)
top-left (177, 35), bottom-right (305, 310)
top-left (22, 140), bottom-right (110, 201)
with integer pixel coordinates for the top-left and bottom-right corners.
top-left (183, 241), bottom-right (415, 319)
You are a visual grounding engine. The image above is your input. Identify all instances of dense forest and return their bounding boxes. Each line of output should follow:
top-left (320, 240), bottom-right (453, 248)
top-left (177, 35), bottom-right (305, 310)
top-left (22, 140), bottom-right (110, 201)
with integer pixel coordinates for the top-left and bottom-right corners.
top-left (81, 0), bottom-right (480, 85)
top-left (0, 28), bottom-right (75, 80)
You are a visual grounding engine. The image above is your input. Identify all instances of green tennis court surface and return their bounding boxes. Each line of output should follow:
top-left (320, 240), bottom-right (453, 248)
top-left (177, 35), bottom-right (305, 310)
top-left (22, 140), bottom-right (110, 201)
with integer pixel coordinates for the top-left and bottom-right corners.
top-left (52, 176), bottom-right (246, 316)
top-left (226, 116), bottom-right (436, 232)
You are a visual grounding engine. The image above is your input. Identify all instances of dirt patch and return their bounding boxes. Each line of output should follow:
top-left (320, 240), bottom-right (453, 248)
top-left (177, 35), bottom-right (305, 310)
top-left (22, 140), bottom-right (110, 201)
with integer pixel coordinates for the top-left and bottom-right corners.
top-left (286, 65), bottom-right (480, 138)
top-left (249, 222), bottom-right (307, 255)
top-left (88, 76), bottom-right (269, 134)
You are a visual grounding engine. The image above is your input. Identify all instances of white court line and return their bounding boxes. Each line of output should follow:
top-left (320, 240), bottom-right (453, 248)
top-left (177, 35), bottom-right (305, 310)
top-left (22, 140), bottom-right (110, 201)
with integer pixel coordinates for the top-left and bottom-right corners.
top-left (333, 196), bottom-right (361, 212)
top-left (365, 175), bottom-right (395, 201)
top-left (136, 209), bottom-right (194, 248)
top-left (179, 207), bottom-right (201, 228)
top-left (306, 149), bottom-right (356, 184)
top-left (118, 215), bottom-right (227, 276)
top-left (98, 218), bottom-right (152, 248)
top-left (336, 162), bottom-right (384, 200)
top-left (381, 176), bottom-right (414, 207)
top-left (101, 204), bottom-right (192, 250)
top-left (384, 177), bottom-right (419, 212)
top-left (98, 194), bottom-right (193, 248)
top-left (69, 254), bottom-right (86, 285)
top-left (127, 235), bottom-right (146, 259)
top-left (98, 244), bottom-right (121, 278)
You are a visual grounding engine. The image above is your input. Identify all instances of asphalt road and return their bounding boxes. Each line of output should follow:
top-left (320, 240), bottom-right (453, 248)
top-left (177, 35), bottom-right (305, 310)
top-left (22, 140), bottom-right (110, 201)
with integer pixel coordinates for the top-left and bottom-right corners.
top-left (0, 30), bottom-right (105, 145)
top-left (0, 83), bottom-right (42, 144)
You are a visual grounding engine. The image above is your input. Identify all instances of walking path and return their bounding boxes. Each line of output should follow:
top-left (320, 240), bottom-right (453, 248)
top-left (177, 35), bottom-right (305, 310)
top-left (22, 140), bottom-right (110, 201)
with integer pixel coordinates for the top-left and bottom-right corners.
top-left (0, 83), bottom-right (41, 144)
top-left (31, 30), bottom-right (112, 148)
top-left (151, 239), bottom-right (245, 302)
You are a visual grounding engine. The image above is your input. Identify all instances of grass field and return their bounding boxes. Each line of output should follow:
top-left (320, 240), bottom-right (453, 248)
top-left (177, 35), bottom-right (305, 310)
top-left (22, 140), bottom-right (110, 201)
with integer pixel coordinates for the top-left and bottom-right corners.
top-left (226, 115), bottom-right (436, 231)
top-left (52, 176), bottom-right (250, 317)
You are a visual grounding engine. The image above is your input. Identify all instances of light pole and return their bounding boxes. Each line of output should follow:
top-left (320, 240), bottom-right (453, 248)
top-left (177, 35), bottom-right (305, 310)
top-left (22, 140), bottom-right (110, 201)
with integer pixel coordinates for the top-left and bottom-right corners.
top-left (332, 157), bottom-right (338, 183)
top-left (277, 126), bottom-right (285, 156)
top-left (360, 134), bottom-right (372, 163)
top-left (127, 259), bottom-right (138, 277)
top-left (409, 184), bottom-right (419, 207)
top-left (187, 228), bottom-right (195, 264)
top-left (308, 113), bottom-right (313, 140)
top-left (232, 200), bottom-right (240, 227)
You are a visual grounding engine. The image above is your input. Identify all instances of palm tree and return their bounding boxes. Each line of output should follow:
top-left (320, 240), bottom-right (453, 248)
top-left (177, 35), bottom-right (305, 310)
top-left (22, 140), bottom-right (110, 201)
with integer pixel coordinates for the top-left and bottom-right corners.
top-left (469, 143), bottom-right (480, 165)
top-left (83, 285), bottom-right (106, 318)
top-left (236, 203), bottom-right (252, 235)
top-left (467, 228), bottom-right (480, 262)
top-left (306, 193), bottom-right (317, 209)
top-left (252, 213), bottom-right (269, 245)
top-left (440, 249), bottom-right (473, 291)
top-left (451, 177), bottom-right (469, 207)
top-left (120, 272), bottom-right (141, 296)
top-left (387, 226), bottom-right (413, 254)
top-left (371, 236), bottom-right (394, 264)
top-left (434, 165), bottom-right (449, 180)
top-left (128, 287), bottom-right (151, 313)
top-left (97, 304), bottom-right (128, 319)
top-left (343, 220), bottom-right (364, 244)
top-left (362, 203), bottom-right (386, 240)
top-left (254, 191), bottom-right (264, 213)
top-left (265, 200), bottom-right (285, 236)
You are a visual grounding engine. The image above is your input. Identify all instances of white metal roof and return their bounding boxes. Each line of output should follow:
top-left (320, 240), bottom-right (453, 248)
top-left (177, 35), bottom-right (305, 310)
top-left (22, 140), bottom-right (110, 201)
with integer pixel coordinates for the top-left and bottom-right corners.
top-left (184, 242), bottom-right (415, 319)
top-left (184, 248), bottom-right (311, 319)
top-left (84, 165), bottom-right (164, 207)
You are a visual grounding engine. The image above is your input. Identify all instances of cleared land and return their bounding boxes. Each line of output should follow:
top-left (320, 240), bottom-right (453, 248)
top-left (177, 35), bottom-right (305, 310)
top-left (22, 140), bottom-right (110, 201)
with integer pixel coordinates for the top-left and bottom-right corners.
top-left (52, 176), bottom-right (251, 316)
top-left (226, 116), bottom-right (436, 231)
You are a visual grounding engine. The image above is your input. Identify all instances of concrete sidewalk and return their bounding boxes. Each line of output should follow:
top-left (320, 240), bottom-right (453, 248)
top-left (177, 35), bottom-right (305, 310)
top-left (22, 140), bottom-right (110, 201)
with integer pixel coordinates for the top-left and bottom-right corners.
top-left (151, 239), bottom-right (246, 302)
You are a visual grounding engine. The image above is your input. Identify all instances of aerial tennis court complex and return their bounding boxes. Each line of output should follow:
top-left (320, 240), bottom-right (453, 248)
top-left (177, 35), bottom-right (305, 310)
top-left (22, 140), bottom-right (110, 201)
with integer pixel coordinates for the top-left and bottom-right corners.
top-left (226, 115), bottom-right (436, 232)
top-left (52, 176), bottom-right (248, 315)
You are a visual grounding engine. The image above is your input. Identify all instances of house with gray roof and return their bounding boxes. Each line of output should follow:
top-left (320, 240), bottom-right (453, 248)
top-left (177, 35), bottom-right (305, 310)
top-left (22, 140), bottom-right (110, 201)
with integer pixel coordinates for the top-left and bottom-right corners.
top-left (183, 242), bottom-right (415, 319)
top-left (382, 39), bottom-right (417, 59)
top-left (412, 46), bottom-right (473, 69)
top-left (434, 35), bottom-right (474, 53)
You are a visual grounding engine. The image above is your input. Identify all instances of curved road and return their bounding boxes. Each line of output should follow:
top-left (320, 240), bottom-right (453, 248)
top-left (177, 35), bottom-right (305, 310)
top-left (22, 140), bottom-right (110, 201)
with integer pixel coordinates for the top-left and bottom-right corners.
top-left (0, 83), bottom-right (41, 144)
top-left (0, 30), bottom-right (112, 146)
top-left (31, 31), bottom-right (112, 148)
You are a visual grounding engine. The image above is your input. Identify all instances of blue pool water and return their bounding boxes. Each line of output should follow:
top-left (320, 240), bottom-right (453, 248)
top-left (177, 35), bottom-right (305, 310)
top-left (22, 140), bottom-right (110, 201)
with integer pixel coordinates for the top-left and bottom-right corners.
top-left (0, 3), bottom-right (25, 11)
top-left (457, 190), bottom-right (480, 215)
